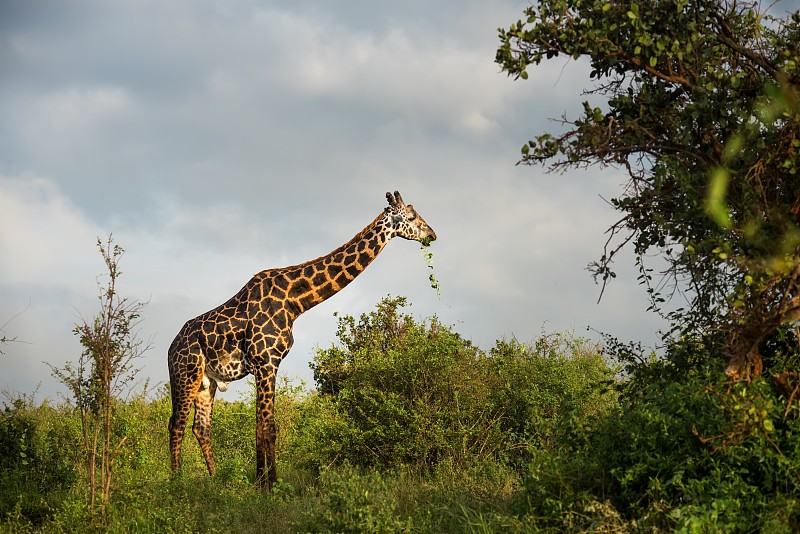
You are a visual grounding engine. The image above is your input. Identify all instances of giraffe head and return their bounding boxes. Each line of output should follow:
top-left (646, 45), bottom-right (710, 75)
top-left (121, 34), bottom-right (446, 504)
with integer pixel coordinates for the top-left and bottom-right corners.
top-left (384, 191), bottom-right (437, 245)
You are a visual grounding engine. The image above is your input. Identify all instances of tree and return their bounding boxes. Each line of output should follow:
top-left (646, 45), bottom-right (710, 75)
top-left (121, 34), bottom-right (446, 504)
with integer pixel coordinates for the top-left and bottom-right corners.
top-left (49, 236), bottom-right (150, 520)
top-left (497, 0), bottom-right (800, 378)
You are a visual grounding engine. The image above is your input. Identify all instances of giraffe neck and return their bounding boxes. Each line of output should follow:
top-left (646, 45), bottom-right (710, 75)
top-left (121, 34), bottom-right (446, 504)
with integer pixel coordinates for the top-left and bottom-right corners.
top-left (278, 212), bottom-right (392, 317)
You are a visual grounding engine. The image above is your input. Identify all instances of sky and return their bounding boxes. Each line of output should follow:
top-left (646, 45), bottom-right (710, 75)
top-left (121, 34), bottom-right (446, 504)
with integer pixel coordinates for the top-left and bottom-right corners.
top-left (0, 0), bottom-right (684, 400)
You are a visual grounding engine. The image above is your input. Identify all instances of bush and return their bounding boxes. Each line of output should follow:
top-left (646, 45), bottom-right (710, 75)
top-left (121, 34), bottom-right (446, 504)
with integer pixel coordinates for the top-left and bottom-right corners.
top-left (487, 334), bottom-right (617, 463)
top-left (0, 394), bottom-right (79, 526)
top-left (20, 294), bottom-right (800, 531)
top-left (297, 296), bottom-right (490, 469)
top-left (608, 340), bottom-right (800, 531)
top-left (516, 334), bottom-right (800, 532)
top-left (290, 296), bottom-right (618, 474)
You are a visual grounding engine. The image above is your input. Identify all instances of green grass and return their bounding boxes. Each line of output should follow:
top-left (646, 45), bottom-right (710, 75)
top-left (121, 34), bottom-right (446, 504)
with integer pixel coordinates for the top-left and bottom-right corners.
top-left (4, 312), bottom-right (800, 532)
top-left (0, 391), bottom-right (530, 533)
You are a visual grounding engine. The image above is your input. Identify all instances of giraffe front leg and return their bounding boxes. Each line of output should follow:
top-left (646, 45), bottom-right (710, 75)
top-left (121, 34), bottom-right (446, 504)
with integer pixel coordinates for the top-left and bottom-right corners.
top-left (193, 378), bottom-right (217, 476)
top-left (254, 365), bottom-right (278, 489)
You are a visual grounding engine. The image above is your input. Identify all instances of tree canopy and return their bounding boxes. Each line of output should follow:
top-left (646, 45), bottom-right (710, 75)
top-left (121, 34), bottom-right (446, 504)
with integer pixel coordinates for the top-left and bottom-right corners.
top-left (497, 0), bottom-right (800, 377)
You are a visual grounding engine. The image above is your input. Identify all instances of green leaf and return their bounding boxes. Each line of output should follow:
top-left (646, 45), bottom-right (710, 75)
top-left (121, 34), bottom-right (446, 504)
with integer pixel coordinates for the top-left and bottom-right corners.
top-left (705, 168), bottom-right (731, 229)
top-left (723, 134), bottom-right (744, 162)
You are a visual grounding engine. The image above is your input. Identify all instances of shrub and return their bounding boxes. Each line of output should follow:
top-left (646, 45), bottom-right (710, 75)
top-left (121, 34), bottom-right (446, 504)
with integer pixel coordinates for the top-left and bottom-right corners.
top-left (0, 394), bottom-right (79, 526)
top-left (291, 296), bottom-right (619, 474)
top-left (298, 296), bottom-right (490, 470)
top-left (517, 334), bottom-right (800, 532)
top-left (487, 334), bottom-right (617, 463)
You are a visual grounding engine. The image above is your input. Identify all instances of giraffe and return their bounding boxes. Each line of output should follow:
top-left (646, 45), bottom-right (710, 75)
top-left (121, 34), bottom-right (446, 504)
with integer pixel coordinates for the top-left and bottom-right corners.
top-left (167, 191), bottom-right (436, 488)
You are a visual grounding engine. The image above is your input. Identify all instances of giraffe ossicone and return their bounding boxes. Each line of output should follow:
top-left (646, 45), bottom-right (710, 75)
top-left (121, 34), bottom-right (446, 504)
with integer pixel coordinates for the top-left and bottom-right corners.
top-left (167, 190), bottom-right (436, 488)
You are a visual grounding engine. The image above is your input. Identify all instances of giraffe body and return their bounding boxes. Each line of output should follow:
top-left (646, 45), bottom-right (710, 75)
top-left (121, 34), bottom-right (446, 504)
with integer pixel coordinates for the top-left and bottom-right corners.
top-left (168, 191), bottom-right (436, 487)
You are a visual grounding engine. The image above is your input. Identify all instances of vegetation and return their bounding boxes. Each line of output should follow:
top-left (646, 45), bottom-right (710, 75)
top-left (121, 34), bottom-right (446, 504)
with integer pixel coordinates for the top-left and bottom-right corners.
top-left (0, 297), bottom-right (609, 532)
top-left (297, 296), bottom-right (615, 472)
top-left (4, 1), bottom-right (800, 531)
top-left (1, 296), bottom-right (799, 532)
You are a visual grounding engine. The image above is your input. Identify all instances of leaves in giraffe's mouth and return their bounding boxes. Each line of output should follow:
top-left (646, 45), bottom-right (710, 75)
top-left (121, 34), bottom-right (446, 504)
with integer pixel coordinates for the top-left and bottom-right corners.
top-left (420, 236), bottom-right (434, 247)
top-left (420, 242), bottom-right (441, 298)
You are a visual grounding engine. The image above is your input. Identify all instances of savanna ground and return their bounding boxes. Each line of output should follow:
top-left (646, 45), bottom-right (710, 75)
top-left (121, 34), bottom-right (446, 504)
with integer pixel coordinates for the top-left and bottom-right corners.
top-left (3, 296), bottom-right (800, 533)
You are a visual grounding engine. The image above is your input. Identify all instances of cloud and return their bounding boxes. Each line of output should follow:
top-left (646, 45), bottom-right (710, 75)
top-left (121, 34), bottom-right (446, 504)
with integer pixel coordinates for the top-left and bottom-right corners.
top-left (0, 174), bottom-right (294, 397)
top-left (0, 175), bottom-right (99, 286)
top-left (0, 0), bottom-right (587, 225)
top-left (36, 86), bottom-right (130, 131)
top-left (249, 8), bottom-right (524, 139)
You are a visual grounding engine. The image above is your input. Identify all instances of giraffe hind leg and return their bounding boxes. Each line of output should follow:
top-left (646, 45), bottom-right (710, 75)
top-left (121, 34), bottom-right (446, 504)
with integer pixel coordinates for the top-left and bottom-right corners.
top-left (168, 354), bottom-right (203, 472)
top-left (193, 378), bottom-right (217, 476)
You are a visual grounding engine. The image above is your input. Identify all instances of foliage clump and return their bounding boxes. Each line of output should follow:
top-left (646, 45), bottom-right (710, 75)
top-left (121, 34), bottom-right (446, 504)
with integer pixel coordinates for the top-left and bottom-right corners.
top-left (289, 295), bottom-right (616, 472)
top-left (0, 394), bottom-right (79, 527)
top-left (494, 3), bottom-right (800, 525)
top-left (513, 337), bottom-right (800, 532)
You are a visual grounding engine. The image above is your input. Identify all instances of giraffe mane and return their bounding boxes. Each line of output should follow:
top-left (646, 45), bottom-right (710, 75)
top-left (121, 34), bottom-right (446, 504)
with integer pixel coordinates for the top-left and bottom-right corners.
top-left (268, 212), bottom-right (385, 274)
